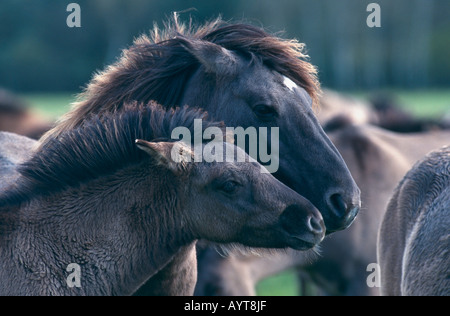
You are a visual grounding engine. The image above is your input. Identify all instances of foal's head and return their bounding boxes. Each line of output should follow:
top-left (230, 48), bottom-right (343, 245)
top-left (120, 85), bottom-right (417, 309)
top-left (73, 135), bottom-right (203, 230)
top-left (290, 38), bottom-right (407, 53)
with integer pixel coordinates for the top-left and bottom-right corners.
top-left (136, 140), bottom-right (325, 251)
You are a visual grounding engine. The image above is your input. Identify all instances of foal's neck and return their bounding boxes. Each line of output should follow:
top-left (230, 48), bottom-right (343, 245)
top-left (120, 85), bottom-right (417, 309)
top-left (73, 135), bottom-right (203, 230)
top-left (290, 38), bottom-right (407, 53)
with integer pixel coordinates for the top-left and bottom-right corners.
top-left (134, 242), bottom-right (198, 296)
top-left (13, 163), bottom-right (191, 295)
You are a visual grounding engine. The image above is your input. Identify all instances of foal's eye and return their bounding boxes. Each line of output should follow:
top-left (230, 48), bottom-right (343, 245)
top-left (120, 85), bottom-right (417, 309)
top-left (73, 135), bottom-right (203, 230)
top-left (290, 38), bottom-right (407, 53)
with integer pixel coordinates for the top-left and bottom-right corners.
top-left (253, 105), bottom-right (278, 121)
top-left (218, 181), bottom-right (241, 195)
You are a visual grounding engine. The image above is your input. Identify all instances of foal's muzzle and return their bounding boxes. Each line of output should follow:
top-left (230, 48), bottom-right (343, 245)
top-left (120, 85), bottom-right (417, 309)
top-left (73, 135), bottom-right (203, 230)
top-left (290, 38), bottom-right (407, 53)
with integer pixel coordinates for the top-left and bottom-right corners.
top-left (279, 204), bottom-right (325, 250)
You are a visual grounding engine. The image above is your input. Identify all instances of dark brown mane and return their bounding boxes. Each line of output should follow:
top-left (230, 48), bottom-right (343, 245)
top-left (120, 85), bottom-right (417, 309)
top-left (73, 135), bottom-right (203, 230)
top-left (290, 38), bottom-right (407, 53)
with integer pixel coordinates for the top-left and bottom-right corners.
top-left (41, 15), bottom-right (320, 144)
top-left (0, 102), bottom-right (224, 207)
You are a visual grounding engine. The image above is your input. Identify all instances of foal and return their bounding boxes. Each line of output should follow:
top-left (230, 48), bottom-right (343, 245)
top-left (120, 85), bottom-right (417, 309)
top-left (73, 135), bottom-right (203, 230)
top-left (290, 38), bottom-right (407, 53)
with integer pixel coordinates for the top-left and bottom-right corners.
top-left (0, 104), bottom-right (324, 296)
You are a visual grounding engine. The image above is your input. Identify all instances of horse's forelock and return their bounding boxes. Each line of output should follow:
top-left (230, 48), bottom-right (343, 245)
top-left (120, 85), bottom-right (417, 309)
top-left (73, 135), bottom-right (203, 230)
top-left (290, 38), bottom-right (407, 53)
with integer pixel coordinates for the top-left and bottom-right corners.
top-left (198, 23), bottom-right (321, 107)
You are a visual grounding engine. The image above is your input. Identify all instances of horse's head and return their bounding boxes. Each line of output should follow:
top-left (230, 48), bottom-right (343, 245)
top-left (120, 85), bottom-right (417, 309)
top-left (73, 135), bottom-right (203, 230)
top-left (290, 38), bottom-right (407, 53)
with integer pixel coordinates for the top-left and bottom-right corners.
top-left (41, 20), bottom-right (360, 234)
top-left (179, 34), bottom-right (360, 233)
top-left (136, 140), bottom-right (325, 251)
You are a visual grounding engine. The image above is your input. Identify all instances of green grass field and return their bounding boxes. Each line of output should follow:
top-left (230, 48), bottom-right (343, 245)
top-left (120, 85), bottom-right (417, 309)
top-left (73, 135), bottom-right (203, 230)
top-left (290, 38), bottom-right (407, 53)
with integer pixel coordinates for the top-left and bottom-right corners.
top-left (21, 90), bottom-right (450, 296)
top-left (23, 93), bottom-right (76, 120)
top-left (24, 90), bottom-right (450, 121)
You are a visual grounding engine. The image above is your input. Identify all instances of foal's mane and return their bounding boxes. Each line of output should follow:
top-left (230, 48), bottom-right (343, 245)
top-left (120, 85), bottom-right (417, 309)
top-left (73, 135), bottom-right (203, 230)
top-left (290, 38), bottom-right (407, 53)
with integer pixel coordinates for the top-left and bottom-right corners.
top-left (0, 103), bottom-right (223, 206)
top-left (41, 15), bottom-right (320, 145)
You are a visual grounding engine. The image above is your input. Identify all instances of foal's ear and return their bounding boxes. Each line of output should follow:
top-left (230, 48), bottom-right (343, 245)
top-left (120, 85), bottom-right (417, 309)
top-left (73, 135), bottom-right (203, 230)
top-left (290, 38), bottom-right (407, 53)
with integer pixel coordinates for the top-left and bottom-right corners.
top-left (136, 139), bottom-right (175, 170)
top-left (176, 36), bottom-right (238, 76)
top-left (136, 139), bottom-right (192, 173)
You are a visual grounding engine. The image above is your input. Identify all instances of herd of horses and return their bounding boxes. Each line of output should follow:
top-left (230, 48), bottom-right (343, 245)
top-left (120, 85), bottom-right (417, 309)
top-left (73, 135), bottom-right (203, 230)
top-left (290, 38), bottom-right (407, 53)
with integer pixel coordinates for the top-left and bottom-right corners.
top-left (0, 17), bottom-right (448, 296)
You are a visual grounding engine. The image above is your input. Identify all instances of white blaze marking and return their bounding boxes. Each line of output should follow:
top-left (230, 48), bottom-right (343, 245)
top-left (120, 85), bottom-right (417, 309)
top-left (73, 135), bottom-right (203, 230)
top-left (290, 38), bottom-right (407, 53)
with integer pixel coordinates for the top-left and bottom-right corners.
top-left (283, 76), bottom-right (297, 92)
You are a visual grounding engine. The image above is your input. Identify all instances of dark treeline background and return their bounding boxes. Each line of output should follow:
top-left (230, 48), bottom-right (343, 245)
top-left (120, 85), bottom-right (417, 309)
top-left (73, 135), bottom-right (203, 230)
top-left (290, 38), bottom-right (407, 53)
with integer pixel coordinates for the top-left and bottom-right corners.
top-left (1, 0), bottom-right (449, 92)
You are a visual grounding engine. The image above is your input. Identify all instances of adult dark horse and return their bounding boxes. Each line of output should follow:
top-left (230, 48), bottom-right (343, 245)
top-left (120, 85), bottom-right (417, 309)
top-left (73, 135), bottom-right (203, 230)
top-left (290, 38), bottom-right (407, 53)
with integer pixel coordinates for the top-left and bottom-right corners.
top-left (40, 17), bottom-right (360, 233)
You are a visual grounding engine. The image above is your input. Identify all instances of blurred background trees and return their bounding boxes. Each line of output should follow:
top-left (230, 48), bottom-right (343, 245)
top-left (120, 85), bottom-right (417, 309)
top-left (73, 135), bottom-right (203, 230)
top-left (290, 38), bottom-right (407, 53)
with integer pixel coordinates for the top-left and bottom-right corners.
top-left (0, 0), bottom-right (449, 92)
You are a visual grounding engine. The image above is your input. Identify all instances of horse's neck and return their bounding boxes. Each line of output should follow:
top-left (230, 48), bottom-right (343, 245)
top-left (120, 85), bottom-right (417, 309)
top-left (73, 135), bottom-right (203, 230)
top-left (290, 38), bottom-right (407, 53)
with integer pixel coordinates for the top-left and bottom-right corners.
top-left (134, 242), bottom-right (198, 296)
top-left (5, 167), bottom-right (189, 296)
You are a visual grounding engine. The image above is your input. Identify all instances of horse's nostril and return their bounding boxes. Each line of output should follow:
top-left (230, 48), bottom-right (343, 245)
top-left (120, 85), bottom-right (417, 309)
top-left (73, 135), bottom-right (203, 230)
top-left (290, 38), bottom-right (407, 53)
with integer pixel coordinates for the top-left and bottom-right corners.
top-left (325, 193), bottom-right (360, 233)
top-left (280, 205), bottom-right (325, 241)
top-left (308, 216), bottom-right (324, 236)
top-left (329, 193), bottom-right (348, 218)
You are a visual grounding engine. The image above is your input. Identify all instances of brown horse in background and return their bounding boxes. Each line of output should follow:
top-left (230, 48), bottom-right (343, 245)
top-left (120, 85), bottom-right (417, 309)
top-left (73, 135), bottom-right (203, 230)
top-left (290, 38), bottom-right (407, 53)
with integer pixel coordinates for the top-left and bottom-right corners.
top-left (0, 89), bottom-right (52, 139)
top-left (320, 90), bottom-right (450, 133)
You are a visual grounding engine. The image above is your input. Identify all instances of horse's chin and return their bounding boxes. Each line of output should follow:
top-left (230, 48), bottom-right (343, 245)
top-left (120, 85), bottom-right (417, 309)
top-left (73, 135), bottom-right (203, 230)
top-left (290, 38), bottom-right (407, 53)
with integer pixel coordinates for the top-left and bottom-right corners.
top-left (325, 206), bottom-right (359, 235)
top-left (285, 237), bottom-right (320, 252)
top-left (213, 242), bottom-right (321, 260)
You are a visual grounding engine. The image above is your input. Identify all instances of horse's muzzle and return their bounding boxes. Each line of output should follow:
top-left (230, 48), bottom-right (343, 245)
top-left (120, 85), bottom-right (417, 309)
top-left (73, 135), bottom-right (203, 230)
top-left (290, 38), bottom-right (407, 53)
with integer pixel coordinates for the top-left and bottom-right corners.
top-left (279, 204), bottom-right (326, 250)
top-left (324, 193), bottom-right (361, 234)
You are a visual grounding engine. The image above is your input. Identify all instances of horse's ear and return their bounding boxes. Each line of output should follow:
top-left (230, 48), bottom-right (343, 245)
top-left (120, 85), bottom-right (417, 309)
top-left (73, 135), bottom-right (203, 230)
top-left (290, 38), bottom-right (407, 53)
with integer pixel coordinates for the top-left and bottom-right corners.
top-left (136, 139), bottom-right (193, 173)
top-left (136, 139), bottom-right (176, 170)
top-left (176, 36), bottom-right (238, 76)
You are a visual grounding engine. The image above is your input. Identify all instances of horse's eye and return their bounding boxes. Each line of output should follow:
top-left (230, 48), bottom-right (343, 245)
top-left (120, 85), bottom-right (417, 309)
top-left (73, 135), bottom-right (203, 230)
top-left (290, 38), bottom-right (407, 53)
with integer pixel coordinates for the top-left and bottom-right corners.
top-left (253, 105), bottom-right (277, 121)
top-left (219, 181), bottom-right (241, 195)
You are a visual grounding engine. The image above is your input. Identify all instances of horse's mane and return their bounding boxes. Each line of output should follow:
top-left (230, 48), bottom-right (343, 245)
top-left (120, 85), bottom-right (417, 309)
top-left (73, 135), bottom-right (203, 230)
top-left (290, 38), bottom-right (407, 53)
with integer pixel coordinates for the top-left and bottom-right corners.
top-left (0, 103), bottom-right (224, 206)
top-left (41, 15), bottom-right (320, 145)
